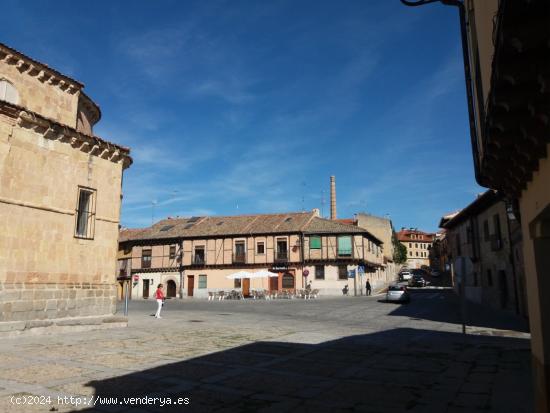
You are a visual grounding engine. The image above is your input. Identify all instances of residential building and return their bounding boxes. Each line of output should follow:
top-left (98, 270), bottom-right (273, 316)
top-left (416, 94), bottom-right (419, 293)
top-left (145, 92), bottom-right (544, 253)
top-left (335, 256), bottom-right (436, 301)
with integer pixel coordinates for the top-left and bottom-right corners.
top-left (396, 228), bottom-right (435, 269)
top-left (440, 190), bottom-right (527, 317)
top-left (355, 213), bottom-right (398, 288)
top-left (429, 230), bottom-right (449, 274)
top-left (0, 42), bottom-right (132, 325)
top-left (118, 211), bottom-right (386, 298)
top-left (461, 1), bottom-right (549, 409)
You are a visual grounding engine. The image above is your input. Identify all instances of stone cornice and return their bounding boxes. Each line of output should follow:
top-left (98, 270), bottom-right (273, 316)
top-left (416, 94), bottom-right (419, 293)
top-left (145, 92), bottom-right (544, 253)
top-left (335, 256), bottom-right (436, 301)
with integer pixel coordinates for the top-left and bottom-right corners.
top-left (1, 100), bottom-right (132, 169)
top-left (0, 42), bottom-right (83, 95)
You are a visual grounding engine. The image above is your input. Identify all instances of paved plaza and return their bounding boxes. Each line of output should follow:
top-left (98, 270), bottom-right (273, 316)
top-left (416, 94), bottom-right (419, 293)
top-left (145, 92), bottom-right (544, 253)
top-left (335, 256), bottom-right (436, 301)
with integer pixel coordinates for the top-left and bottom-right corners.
top-left (0, 291), bottom-right (532, 412)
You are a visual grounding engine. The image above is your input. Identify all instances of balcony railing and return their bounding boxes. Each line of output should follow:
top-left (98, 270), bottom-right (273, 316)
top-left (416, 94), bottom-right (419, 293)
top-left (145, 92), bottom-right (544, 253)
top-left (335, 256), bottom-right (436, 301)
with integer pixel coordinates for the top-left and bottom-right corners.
top-left (233, 253), bottom-right (246, 264)
top-left (275, 251), bottom-right (288, 262)
top-left (193, 254), bottom-right (205, 265)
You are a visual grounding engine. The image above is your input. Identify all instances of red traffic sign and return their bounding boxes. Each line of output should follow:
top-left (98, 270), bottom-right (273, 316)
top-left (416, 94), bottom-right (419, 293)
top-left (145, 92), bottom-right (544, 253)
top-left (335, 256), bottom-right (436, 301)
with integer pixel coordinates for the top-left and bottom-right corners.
top-left (303, 269), bottom-right (310, 277)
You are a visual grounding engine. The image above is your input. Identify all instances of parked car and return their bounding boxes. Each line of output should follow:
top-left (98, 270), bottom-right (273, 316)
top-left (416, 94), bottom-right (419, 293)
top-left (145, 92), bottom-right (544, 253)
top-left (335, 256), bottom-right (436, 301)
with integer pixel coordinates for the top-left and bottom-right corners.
top-left (412, 269), bottom-right (428, 277)
top-left (400, 271), bottom-right (412, 281)
top-left (408, 274), bottom-right (426, 287)
top-left (386, 285), bottom-right (410, 303)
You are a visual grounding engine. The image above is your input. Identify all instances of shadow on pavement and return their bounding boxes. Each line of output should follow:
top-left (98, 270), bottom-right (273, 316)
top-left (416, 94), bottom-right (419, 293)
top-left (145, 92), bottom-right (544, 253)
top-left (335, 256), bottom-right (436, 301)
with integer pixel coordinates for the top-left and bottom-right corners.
top-left (387, 290), bottom-right (529, 333)
top-left (78, 327), bottom-right (532, 412)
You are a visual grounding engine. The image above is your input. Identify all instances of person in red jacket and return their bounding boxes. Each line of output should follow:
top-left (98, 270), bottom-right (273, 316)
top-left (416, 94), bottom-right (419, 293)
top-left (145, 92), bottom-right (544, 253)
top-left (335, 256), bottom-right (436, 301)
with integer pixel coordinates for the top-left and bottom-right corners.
top-left (154, 283), bottom-right (165, 319)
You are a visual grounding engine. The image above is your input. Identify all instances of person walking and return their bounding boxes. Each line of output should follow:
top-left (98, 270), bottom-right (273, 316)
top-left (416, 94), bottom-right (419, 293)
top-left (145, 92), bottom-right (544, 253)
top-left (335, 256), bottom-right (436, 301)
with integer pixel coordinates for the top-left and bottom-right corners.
top-left (155, 283), bottom-right (165, 319)
top-left (366, 279), bottom-right (372, 296)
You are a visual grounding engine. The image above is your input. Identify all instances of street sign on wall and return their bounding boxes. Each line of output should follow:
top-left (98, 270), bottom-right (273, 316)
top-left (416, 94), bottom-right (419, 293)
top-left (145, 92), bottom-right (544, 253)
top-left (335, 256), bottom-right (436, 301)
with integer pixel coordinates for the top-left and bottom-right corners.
top-left (348, 269), bottom-right (356, 278)
top-left (357, 265), bottom-right (365, 274)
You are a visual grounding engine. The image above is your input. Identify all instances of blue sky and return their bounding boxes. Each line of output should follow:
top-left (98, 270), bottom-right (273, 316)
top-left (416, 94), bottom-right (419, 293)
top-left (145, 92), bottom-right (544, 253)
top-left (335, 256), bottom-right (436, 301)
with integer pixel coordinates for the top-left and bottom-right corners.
top-left (3, 0), bottom-right (484, 232)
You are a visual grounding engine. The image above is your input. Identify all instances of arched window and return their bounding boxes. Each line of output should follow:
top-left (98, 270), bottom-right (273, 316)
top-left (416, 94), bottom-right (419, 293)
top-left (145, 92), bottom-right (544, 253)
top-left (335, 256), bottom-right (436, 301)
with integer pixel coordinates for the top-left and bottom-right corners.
top-left (282, 272), bottom-right (295, 289)
top-left (0, 79), bottom-right (19, 104)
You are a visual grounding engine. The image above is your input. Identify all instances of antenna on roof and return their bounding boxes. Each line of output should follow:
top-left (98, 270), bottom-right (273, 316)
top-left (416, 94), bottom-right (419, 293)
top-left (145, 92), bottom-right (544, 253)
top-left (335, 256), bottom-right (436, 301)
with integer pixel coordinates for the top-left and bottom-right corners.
top-left (151, 200), bottom-right (157, 225)
top-left (301, 181), bottom-right (306, 212)
top-left (321, 189), bottom-right (326, 219)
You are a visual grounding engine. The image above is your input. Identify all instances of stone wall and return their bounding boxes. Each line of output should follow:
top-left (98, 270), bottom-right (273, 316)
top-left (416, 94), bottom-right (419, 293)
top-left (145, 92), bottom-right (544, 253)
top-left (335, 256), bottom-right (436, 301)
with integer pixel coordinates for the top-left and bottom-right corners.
top-left (0, 109), bottom-right (125, 322)
top-left (0, 58), bottom-right (79, 128)
top-left (0, 283), bottom-right (116, 322)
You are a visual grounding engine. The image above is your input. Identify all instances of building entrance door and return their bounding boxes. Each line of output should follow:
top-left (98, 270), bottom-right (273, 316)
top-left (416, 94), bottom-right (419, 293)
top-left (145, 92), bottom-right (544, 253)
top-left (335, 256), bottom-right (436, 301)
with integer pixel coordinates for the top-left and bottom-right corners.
top-left (281, 271), bottom-right (295, 291)
top-left (167, 280), bottom-right (176, 298)
top-left (187, 275), bottom-right (194, 297)
top-left (269, 275), bottom-right (279, 292)
top-left (143, 279), bottom-right (150, 299)
top-left (242, 278), bottom-right (250, 297)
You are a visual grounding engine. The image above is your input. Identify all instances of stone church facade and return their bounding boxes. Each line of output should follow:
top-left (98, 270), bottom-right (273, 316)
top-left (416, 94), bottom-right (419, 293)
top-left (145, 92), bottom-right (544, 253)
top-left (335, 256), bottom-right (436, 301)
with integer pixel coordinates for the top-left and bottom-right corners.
top-left (0, 42), bottom-right (132, 327)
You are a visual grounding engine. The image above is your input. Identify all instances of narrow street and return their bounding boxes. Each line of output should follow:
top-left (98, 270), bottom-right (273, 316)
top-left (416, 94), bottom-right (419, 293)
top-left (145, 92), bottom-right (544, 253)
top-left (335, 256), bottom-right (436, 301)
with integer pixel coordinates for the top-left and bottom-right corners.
top-left (0, 291), bottom-right (531, 412)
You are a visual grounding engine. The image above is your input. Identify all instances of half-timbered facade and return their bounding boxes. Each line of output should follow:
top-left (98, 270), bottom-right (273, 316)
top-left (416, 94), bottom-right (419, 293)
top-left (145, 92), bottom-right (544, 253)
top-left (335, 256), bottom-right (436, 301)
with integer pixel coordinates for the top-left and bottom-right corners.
top-left (119, 211), bottom-right (387, 298)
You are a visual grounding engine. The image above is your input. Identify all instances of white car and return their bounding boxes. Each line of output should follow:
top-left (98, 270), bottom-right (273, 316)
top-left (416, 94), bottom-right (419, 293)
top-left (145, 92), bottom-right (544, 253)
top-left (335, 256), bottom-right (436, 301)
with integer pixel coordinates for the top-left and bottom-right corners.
top-left (400, 271), bottom-right (412, 281)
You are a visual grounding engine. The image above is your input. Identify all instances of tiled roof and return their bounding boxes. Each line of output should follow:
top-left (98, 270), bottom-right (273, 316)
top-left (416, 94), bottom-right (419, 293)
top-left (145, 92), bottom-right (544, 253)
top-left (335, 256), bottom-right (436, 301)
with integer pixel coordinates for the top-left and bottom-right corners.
top-left (440, 190), bottom-right (501, 229)
top-left (396, 229), bottom-right (435, 242)
top-left (120, 212), bottom-right (316, 241)
top-left (119, 212), bottom-right (383, 244)
top-left (305, 217), bottom-right (366, 235)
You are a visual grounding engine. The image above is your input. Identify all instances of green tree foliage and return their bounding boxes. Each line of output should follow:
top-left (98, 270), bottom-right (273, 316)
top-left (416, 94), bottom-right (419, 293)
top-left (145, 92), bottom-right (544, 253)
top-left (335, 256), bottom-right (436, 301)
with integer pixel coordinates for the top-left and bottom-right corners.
top-left (393, 237), bottom-right (407, 264)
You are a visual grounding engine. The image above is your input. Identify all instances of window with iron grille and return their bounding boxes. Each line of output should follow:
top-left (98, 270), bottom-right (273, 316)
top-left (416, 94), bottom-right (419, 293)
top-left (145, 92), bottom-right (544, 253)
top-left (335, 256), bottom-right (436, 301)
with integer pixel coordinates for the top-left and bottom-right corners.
top-left (234, 278), bottom-right (241, 288)
top-left (198, 274), bottom-right (207, 289)
top-left (315, 265), bottom-right (325, 279)
top-left (338, 265), bottom-right (348, 280)
top-left (169, 245), bottom-right (176, 260)
top-left (74, 187), bottom-right (96, 239)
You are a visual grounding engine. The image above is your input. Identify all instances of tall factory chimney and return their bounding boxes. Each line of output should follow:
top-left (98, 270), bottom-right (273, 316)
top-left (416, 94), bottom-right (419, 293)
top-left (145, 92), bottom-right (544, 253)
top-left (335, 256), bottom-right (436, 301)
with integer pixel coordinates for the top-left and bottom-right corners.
top-left (330, 175), bottom-right (337, 220)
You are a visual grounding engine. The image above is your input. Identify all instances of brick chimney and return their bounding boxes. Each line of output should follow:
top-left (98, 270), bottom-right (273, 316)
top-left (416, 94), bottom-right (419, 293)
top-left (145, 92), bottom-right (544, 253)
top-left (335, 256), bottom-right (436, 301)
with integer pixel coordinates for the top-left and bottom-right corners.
top-left (330, 175), bottom-right (337, 220)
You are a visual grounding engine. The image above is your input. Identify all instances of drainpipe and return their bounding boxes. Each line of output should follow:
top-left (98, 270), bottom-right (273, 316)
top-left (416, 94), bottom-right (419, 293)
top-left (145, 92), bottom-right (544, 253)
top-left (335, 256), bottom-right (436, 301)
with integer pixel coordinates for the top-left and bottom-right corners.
top-left (178, 239), bottom-right (184, 299)
top-left (400, 0), bottom-right (484, 185)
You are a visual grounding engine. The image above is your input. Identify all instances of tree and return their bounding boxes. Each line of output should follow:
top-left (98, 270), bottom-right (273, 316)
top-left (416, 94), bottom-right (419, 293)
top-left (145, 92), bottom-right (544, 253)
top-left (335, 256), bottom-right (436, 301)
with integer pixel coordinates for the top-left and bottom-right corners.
top-left (393, 236), bottom-right (407, 264)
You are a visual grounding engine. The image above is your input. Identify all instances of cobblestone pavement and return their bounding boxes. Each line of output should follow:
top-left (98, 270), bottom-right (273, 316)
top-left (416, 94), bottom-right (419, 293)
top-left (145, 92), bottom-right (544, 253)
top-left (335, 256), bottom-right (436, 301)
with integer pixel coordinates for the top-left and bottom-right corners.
top-left (0, 291), bottom-right (532, 412)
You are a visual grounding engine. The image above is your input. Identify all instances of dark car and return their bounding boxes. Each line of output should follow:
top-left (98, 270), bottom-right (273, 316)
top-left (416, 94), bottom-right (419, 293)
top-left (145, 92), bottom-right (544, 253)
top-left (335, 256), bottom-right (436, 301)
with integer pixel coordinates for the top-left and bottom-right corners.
top-left (408, 274), bottom-right (426, 287)
top-left (412, 268), bottom-right (428, 277)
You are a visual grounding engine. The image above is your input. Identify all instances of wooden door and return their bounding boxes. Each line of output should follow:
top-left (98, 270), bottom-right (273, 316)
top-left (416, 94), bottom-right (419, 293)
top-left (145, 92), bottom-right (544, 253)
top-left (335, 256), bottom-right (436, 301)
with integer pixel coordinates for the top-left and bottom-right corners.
top-left (167, 280), bottom-right (176, 298)
top-left (143, 280), bottom-right (150, 299)
top-left (187, 275), bottom-right (194, 297)
top-left (269, 276), bottom-right (279, 292)
top-left (242, 278), bottom-right (250, 297)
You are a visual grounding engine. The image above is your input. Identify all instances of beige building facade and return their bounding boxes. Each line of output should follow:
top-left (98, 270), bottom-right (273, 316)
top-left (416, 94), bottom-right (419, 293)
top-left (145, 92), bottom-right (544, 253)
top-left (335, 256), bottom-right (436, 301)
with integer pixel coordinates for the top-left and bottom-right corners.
top-left (119, 211), bottom-right (386, 299)
top-left (0, 42), bottom-right (132, 326)
top-left (441, 190), bottom-right (527, 317)
top-left (396, 229), bottom-right (434, 269)
top-left (462, 1), bottom-right (549, 410)
top-left (354, 213), bottom-right (398, 290)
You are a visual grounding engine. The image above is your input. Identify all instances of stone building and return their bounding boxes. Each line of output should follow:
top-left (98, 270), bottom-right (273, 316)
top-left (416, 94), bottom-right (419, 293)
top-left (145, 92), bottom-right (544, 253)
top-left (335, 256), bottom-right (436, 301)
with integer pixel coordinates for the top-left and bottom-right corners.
top-left (0, 42), bottom-right (132, 328)
top-left (118, 211), bottom-right (386, 298)
top-left (396, 228), bottom-right (435, 269)
top-left (439, 190), bottom-right (527, 317)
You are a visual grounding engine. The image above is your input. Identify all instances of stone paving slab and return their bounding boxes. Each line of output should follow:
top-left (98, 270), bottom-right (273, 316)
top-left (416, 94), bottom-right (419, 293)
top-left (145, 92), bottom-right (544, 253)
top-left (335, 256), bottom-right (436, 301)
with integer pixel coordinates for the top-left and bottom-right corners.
top-left (0, 293), bottom-right (533, 412)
